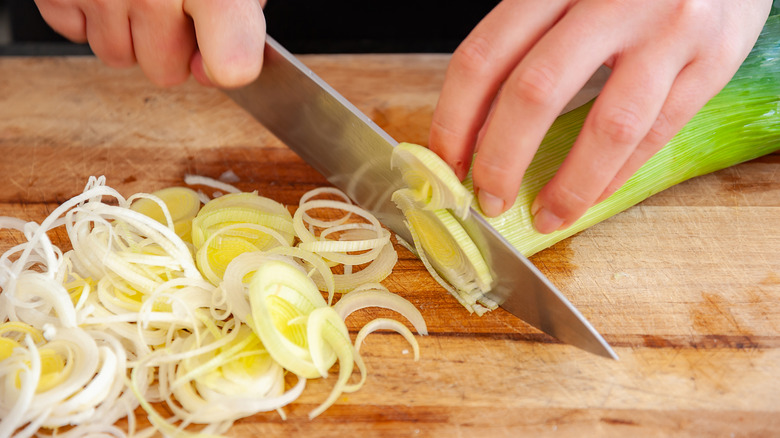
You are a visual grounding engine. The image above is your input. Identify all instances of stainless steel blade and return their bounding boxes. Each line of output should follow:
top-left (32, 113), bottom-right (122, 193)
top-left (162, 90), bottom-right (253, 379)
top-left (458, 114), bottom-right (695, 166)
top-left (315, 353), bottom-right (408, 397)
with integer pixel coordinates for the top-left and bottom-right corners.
top-left (457, 213), bottom-right (618, 359)
top-left (224, 37), bottom-right (409, 244)
top-left (224, 36), bottom-right (618, 360)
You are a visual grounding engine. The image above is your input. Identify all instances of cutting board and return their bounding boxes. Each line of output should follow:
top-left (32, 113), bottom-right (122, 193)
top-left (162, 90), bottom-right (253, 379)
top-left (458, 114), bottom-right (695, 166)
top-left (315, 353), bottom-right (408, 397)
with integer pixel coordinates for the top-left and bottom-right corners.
top-left (1, 56), bottom-right (779, 437)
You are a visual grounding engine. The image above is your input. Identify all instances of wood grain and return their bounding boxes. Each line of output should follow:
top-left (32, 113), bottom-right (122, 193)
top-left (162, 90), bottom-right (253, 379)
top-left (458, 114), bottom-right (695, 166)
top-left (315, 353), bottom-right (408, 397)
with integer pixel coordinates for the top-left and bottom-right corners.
top-left (1, 56), bottom-right (779, 437)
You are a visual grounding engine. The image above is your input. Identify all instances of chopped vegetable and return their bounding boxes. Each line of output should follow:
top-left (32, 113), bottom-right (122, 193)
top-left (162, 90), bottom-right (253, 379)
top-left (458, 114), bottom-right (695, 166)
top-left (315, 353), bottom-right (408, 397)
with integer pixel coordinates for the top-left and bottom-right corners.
top-left (0, 176), bottom-right (426, 436)
top-left (130, 187), bottom-right (202, 242)
top-left (392, 168), bottom-right (495, 314)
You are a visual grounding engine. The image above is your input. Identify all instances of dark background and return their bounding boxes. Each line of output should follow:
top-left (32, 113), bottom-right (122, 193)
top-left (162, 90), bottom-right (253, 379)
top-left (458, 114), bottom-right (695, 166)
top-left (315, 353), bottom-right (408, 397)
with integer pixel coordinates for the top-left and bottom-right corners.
top-left (0, 1), bottom-right (500, 55)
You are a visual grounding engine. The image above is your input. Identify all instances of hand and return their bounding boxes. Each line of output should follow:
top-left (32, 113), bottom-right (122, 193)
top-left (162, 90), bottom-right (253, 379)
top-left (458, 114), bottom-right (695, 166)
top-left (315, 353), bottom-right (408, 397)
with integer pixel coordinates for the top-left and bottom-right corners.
top-left (34, 0), bottom-right (267, 88)
top-left (429, 0), bottom-right (773, 233)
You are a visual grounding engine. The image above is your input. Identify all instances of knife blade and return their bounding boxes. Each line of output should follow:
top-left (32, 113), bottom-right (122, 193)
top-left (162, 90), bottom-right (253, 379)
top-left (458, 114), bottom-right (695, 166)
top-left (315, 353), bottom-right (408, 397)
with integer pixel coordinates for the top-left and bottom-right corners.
top-left (224, 36), bottom-right (618, 360)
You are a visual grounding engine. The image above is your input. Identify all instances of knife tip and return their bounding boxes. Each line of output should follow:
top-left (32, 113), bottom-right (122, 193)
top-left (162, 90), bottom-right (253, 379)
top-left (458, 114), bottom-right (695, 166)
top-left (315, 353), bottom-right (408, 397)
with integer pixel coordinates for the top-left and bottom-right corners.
top-left (594, 343), bottom-right (620, 361)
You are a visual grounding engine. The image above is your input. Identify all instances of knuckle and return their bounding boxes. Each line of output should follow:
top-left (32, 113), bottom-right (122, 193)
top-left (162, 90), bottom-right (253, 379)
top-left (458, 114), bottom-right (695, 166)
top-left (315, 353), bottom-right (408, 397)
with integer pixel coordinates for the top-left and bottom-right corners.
top-left (472, 154), bottom-right (520, 198)
top-left (670, 0), bottom-right (724, 46)
top-left (451, 35), bottom-right (497, 80)
top-left (591, 104), bottom-right (645, 146)
top-left (675, 0), bottom-right (714, 22)
top-left (542, 182), bottom-right (591, 219)
top-left (429, 113), bottom-right (478, 179)
top-left (506, 63), bottom-right (559, 107)
top-left (430, 118), bottom-right (469, 158)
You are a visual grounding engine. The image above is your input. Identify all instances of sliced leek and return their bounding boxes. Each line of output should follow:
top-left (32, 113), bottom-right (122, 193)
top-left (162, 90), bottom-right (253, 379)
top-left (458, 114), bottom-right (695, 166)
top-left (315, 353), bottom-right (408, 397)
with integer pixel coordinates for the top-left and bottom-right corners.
top-left (392, 189), bottom-right (494, 314)
top-left (354, 318), bottom-right (420, 361)
top-left (293, 189), bottom-right (398, 292)
top-left (390, 142), bottom-right (473, 220)
top-left (130, 187), bottom-right (202, 242)
top-left (333, 283), bottom-right (428, 336)
top-left (191, 192), bottom-right (296, 285)
top-left (1, 176), bottom-right (426, 436)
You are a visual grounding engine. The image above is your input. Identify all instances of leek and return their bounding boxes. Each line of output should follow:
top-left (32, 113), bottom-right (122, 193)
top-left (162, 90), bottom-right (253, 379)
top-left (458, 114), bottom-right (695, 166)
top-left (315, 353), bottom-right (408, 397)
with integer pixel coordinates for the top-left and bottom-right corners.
top-left (1, 177), bottom-right (426, 436)
top-left (130, 187), bottom-right (202, 242)
top-left (393, 13), bottom-right (780, 312)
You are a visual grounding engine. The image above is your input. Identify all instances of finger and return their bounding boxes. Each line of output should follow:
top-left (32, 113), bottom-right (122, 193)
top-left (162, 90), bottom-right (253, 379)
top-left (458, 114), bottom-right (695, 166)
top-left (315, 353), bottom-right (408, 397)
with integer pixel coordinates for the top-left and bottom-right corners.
top-left (593, 110), bottom-right (673, 204)
top-left (34, 0), bottom-right (87, 42)
top-left (80, 1), bottom-right (136, 68)
top-left (129, 1), bottom-right (196, 87)
top-left (531, 47), bottom-right (690, 233)
top-left (470, 2), bottom-right (627, 217)
top-left (183, 0), bottom-right (266, 88)
top-left (428, 0), bottom-right (569, 180)
top-left (595, 58), bottom-right (738, 203)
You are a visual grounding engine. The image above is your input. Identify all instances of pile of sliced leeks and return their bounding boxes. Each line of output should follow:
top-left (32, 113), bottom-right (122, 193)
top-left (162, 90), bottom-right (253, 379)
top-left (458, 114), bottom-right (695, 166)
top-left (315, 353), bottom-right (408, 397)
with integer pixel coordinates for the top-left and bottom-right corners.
top-left (0, 176), bottom-right (426, 437)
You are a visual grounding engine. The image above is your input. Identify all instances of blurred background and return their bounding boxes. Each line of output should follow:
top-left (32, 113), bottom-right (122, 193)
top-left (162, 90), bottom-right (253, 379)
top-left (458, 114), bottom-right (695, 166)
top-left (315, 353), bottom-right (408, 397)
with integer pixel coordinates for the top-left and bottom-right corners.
top-left (0, 1), bottom-right (500, 56)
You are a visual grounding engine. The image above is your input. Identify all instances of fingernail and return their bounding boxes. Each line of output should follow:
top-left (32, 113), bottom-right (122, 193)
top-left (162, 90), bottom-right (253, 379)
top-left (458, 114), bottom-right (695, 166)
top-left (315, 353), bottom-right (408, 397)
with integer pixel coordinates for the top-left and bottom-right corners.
top-left (530, 198), bottom-right (541, 216)
top-left (532, 207), bottom-right (564, 234)
top-left (477, 190), bottom-right (505, 217)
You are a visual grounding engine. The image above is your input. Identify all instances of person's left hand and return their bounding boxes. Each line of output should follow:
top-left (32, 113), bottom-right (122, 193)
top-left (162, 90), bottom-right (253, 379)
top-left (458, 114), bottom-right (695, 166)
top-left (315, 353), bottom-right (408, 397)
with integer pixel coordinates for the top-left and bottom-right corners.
top-left (429, 0), bottom-right (772, 233)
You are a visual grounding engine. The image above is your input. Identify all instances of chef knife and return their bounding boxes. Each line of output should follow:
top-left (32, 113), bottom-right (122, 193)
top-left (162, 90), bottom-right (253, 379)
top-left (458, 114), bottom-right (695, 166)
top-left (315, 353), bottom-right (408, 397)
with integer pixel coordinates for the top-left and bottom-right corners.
top-left (224, 37), bottom-right (618, 360)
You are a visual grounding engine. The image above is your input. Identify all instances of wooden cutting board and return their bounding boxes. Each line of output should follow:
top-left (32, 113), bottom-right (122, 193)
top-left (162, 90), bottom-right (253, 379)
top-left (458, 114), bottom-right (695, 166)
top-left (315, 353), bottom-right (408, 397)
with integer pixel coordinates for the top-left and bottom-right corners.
top-left (1, 56), bottom-right (779, 437)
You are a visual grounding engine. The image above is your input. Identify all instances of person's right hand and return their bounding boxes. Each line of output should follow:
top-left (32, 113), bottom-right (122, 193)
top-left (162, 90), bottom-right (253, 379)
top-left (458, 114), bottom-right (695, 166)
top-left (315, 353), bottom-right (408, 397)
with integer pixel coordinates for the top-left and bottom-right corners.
top-left (34, 0), bottom-right (267, 88)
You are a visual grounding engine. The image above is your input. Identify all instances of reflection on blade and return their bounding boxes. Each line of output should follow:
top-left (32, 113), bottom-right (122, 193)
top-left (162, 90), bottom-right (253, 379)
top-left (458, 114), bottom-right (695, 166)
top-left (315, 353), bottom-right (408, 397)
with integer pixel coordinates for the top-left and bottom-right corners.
top-left (224, 37), bottom-right (410, 243)
top-left (223, 36), bottom-right (617, 359)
